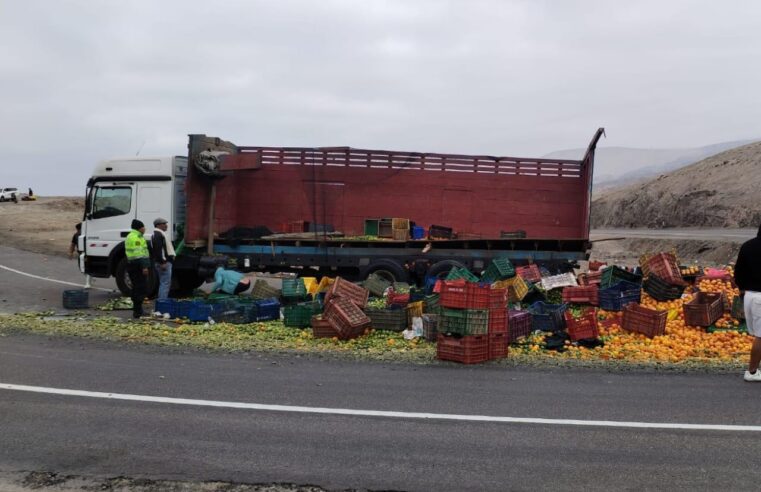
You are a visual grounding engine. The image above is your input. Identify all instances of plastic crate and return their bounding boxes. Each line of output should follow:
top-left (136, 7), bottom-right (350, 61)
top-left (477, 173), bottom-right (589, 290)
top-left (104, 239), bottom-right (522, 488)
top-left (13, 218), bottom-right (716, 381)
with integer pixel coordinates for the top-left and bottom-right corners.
top-left (284, 301), bottom-right (322, 328)
top-left (622, 303), bottom-right (668, 338)
top-left (480, 257), bottom-right (516, 283)
top-left (251, 279), bottom-right (281, 300)
top-left (187, 302), bottom-right (214, 322)
top-left (386, 289), bottom-right (411, 307)
top-left (154, 298), bottom-right (176, 317)
top-left (588, 260), bottom-right (606, 272)
top-left (323, 297), bottom-right (371, 339)
top-left (515, 264), bottom-right (542, 283)
top-left (599, 281), bottom-right (642, 311)
top-left (411, 226), bottom-right (426, 240)
top-left (422, 314), bottom-right (439, 342)
top-left (446, 267), bottom-right (479, 282)
top-left (365, 307), bottom-right (407, 332)
top-left (600, 266), bottom-right (643, 289)
top-left (250, 298), bottom-right (280, 321)
top-left (423, 294), bottom-right (440, 314)
top-left (216, 308), bottom-right (248, 324)
top-left (311, 314), bottom-right (340, 339)
top-left (436, 334), bottom-right (489, 364)
top-left (561, 286), bottom-right (600, 306)
top-left (528, 302), bottom-right (567, 332)
top-left (508, 310), bottom-right (533, 343)
top-left (643, 275), bottom-right (686, 301)
top-left (363, 219), bottom-right (380, 236)
top-left (488, 308), bottom-right (508, 334)
top-left (439, 279), bottom-right (468, 308)
top-left (494, 276), bottom-right (529, 303)
top-left (429, 224), bottom-right (453, 239)
top-left (578, 270), bottom-right (602, 286)
top-left (325, 277), bottom-right (370, 309)
top-left (732, 296), bottom-right (745, 320)
top-left (646, 253), bottom-right (686, 286)
top-left (564, 308), bottom-right (600, 341)
top-left (363, 274), bottom-right (392, 297)
top-left (684, 292), bottom-right (724, 327)
top-left (62, 289), bottom-right (89, 309)
top-left (540, 272), bottom-right (578, 291)
top-left (488, 287), bottom-right (507, 309)
top-left (440, 309), bottom-right (489, 336)
top-left (392, 228), bottom-right (409, 241)
top-left (392, 218), bottom-right (410, 230)
top-left (489, 332), bottom-right (509, 359)
top-left (466, 282), bottom-right (491, 309)
top-left (282, 278), bottom-right (308, 301)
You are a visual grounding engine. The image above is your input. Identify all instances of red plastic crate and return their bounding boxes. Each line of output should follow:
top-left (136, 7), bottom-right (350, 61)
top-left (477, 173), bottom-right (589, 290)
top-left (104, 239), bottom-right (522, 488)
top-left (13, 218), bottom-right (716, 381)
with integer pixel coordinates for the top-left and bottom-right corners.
top-left (323, 297), bottom-right (371, 340)
top-left (578, 270), bottom-right (602, 286)
top-left (386, 289), bottom-right (411, 307)
top-left (515, 264), bottom-right (542, 283)
top-left (466, 283), bottom-right (491, 309)
top-left (683, 292), bottom-right (724, 327)
top-left (311, 315), bottom-right (340, 339)
top-left (562, 285), bottom-right (600, 306)
top-left (440, 280), bottom-right (468, 309)
top-left (563, 308), bottom-right (600, 341)
top-left (436, 334), bottom-right (489, 364)
top-left (646, 253), bottom-right (686, 286)
top-left (507, 310), bottom-right (532, 343)
top-left (324, 277), bottom-right (370, 309)
top-left (488, 288), bottom-right (507, 309)
top-left (489, 332), bottom-right (509, 359)
top-left (488, 308), bottom-right (508, 334)
top-left (621, 303), bottom-right (667, 338)
top-left (588, 260), bottom-right (606, 272)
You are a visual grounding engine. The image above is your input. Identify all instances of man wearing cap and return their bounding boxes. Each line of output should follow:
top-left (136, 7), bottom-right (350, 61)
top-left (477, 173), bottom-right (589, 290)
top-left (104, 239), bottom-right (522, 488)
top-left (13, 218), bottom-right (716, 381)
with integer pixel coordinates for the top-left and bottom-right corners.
top-left (125, 219), bottom-right (150, 318)
top-left (151, 217), bottom-right (175, 300)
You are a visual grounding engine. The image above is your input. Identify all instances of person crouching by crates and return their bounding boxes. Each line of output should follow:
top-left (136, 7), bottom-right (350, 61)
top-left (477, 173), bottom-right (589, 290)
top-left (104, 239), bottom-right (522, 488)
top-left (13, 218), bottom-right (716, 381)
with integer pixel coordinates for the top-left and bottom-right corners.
top-left (735, 223), bottom-right (761, 382)
top-left (151, 217), bottom-right (175, 300)
top-left (207, 267), bottom-right (253, 295)
top-left (125, 219), bottom-right (150, 319)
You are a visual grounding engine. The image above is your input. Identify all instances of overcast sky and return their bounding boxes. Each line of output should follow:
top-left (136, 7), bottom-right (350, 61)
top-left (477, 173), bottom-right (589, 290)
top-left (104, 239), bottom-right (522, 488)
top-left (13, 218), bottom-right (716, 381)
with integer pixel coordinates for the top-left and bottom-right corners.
top-left (1, 0), bottom-right (760, 195)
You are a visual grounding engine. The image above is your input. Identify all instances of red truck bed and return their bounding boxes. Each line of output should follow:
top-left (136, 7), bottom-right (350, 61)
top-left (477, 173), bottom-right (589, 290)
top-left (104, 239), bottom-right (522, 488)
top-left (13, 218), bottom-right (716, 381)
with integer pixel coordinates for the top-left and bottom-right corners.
top-left (185, 129), bottom-right (603, 244)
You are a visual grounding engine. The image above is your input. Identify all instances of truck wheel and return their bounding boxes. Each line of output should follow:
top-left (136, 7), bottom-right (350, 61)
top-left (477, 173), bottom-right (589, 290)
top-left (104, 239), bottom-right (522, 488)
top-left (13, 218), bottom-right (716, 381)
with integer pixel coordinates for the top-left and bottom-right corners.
top-left (363, 259), bottom-right (408, 283)
top-left (427, 260), bottom-right (468, 279)
top-left (173, 270), bottom-right (205, 296)
top-left (115, 257), bottom-right (158, 298)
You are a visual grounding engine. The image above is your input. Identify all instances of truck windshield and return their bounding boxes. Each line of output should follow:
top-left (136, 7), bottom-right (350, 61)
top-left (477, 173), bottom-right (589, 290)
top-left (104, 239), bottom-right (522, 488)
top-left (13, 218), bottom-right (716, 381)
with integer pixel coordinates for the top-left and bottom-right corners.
top-left (91, 186), bottom-right (132, 219)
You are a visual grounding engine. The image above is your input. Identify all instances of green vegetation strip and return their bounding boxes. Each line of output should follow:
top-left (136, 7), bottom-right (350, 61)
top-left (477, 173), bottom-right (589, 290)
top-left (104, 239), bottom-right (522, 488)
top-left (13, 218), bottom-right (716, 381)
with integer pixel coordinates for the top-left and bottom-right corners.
top-left (0, 312), bottom-right (744, 372)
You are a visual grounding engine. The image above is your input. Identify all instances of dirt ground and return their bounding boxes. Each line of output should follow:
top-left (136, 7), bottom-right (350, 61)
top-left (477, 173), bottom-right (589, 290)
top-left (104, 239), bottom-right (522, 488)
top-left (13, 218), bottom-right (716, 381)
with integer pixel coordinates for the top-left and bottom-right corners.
top-left (0, 196), bottom-right (83, 258)
top-left (0, 196), bottom-right (742, 267)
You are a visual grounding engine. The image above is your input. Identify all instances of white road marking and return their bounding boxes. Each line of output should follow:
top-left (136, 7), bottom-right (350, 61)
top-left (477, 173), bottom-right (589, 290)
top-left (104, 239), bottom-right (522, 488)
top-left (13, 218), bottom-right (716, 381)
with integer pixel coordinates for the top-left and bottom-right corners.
top-left (2, 382), bottom-right (759, 432)
top-left (0, 264), bottom-right (113, 292)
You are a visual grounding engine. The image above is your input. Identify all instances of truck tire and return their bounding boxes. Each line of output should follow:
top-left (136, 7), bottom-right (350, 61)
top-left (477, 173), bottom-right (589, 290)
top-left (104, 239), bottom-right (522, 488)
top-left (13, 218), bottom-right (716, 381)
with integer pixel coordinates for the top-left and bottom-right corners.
top-left (427, 259), bottom-right (468, 279)
top-left (115, 257), bottom-right (158, 298)
top-left (173, 269), bottom-right (205, 296)
top-left (363, 259), bottom-right (408, 283)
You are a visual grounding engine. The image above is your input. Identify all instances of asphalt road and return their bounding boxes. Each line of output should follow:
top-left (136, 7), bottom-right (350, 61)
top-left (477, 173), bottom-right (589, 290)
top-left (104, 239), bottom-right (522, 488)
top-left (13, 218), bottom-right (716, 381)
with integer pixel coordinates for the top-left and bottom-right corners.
top-left (2, 244), bottom-right (761, 490)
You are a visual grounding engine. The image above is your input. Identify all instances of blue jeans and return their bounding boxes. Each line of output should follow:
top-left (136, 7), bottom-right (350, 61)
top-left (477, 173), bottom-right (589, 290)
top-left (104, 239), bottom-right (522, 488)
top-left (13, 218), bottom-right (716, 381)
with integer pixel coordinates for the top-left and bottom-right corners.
top-left (155, 262), bottom-right (172, 300)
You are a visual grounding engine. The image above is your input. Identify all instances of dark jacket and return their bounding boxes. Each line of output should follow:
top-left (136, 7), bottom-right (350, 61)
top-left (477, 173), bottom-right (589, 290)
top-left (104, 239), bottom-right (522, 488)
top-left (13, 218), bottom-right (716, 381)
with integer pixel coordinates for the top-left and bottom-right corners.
top-left (151, 230), bottom-right (174, 265)
top-left (734, 225), bottom-right (761, 292)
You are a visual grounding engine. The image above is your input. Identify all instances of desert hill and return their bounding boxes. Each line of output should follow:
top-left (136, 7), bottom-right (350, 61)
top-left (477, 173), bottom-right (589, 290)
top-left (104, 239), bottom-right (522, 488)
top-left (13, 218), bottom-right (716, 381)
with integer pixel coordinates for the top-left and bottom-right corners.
top-left (591, 141), bottom-right (761, 228)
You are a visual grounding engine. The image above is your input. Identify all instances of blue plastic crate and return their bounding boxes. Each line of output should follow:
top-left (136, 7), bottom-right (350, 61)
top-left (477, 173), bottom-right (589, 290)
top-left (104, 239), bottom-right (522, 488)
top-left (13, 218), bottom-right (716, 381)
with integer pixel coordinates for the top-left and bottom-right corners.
top-left (187, 302), bottom-right (214, 322)
top-left (251, 297), bottom-right (281, 321)
top-left (599, 280), bottom-right (641, 311)
top-left (528, 301), bottom-right (567, 332)
top-left (411, 226), bottom-right (426, 240)
top-left (175, 300), bottom-right (192, 319)
top-left (154, 299), bottom-right (176, 317)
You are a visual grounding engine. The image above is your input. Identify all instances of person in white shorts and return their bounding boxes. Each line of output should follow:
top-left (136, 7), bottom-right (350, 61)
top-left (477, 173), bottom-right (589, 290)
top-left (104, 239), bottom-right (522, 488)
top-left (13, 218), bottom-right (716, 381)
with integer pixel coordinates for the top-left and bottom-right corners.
top-left (734, 225), bottom-right (761, 381)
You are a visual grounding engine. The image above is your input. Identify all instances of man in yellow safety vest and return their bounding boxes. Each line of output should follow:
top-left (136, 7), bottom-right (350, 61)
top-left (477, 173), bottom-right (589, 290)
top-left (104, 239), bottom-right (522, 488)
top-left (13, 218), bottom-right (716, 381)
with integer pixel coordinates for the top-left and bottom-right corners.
top-left (125, 219), bottom-right (150, 318)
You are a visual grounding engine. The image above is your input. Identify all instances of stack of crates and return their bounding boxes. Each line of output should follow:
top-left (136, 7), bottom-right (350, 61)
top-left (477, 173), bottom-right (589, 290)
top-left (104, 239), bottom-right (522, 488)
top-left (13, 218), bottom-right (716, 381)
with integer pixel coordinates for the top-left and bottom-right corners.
top-left (487, 287), bottom-right (508, 360)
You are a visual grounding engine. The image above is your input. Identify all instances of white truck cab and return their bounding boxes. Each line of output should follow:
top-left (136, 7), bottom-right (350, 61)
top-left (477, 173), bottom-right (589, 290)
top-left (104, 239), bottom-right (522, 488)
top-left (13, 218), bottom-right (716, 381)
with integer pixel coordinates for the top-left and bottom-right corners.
top-left (81, 156), bottom-right (187, 294)
top-left (0, 187), bottom-right (20, 201)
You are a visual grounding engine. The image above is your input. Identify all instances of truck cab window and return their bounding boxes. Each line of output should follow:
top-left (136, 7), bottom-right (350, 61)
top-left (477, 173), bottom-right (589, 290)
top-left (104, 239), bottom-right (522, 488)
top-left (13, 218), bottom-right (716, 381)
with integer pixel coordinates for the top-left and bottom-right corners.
top-left (91, 187), bottom-right (132, 219)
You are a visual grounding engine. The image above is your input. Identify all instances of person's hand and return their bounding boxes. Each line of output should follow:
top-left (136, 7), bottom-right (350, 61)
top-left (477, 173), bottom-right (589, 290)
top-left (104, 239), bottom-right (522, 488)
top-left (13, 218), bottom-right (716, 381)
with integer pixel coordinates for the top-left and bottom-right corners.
top-left (160, 263), bottom-right (168, 271)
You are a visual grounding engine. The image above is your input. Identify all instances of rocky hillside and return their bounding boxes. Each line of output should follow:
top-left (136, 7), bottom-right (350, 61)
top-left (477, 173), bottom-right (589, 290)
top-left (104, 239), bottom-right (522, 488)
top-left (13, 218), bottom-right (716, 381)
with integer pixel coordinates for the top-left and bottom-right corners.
top-left (591, 141), bottom-right (761, 228)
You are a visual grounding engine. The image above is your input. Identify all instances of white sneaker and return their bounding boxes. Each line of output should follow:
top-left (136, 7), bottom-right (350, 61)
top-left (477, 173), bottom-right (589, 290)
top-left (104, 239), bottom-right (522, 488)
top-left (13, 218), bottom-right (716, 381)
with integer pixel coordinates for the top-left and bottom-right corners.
top-left (744, 370), bottom-right (761, 382)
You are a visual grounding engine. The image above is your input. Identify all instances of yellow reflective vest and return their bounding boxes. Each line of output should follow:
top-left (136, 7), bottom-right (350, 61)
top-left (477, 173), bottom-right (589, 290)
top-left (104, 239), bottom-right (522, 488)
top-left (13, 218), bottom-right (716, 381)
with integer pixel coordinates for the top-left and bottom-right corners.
top-left (125, 229), bottom-right (149, 266)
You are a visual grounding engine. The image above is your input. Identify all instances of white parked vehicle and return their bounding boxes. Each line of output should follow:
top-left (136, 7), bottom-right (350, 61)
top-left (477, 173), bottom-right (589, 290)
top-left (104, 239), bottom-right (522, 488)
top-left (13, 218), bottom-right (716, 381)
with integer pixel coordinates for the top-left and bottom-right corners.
top-left (0, 187), bottom-right (19, 201)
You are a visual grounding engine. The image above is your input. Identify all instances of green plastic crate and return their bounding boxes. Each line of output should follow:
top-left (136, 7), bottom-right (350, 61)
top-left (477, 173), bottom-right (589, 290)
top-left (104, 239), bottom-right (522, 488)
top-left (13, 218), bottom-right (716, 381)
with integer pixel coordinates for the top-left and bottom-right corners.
top-left (480, 257), bottom-right (516, 283)
top-left (364, 219), bottom-right (380, 236)
top-left (363, 273), bottom-right (392, 297)
top-left (440, 308), bottom-right (489, 336)
top-left (445, 267), bottom-right (479, 282)
top-left (282, 278), bottom-right (308, 301)
top-left (284, 300), bottom-right (322, 328)
top-left (600, 266), bottom-right (643, 289)
top-left (365, 307), bottom-right (407, 332)
top-left (251, 279), bottom-right (281, 300)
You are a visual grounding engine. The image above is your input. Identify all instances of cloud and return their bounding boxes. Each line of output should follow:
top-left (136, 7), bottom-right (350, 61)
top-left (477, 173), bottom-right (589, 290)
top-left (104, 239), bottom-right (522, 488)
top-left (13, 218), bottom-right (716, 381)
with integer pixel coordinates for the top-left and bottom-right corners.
top-left (1, 0), bottom-right (760, 194)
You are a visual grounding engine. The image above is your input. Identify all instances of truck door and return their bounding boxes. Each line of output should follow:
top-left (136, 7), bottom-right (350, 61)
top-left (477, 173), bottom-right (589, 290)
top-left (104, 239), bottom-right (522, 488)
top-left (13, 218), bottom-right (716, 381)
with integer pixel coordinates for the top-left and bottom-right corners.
top-left (86, 184), bottom-right (135, 257)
